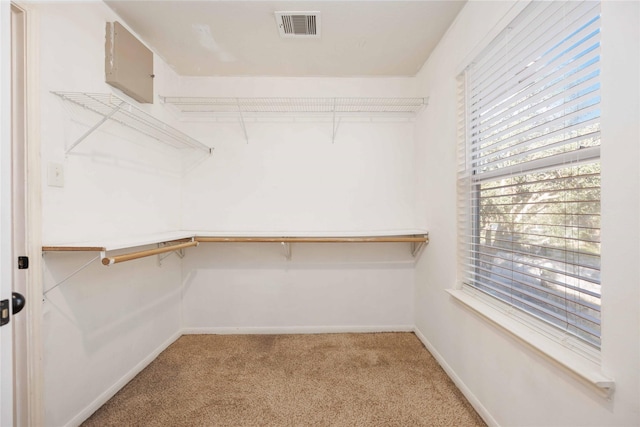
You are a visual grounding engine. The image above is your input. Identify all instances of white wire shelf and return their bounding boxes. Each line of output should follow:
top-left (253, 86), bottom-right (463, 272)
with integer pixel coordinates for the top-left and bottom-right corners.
top-left (52, 91), bottom-right (213, 155)
top-left (161, 96), bottom-right (428, 114)
top-left (161, 96), bottom-right (428, 144)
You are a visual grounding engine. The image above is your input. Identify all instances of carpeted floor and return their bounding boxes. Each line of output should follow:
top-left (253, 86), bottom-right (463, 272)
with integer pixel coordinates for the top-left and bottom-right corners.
top-left (82, 333), bottom-right (486, 426)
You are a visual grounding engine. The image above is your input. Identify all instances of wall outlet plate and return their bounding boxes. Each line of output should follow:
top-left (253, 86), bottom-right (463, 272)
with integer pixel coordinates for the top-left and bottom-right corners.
top-left (47, 162), bottom-right (64, 187)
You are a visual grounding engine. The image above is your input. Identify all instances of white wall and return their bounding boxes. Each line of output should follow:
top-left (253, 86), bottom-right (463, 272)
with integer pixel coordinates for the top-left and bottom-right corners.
top-left (40, 3), bottom-right (183, 245)
top-left (182, 242), bottom-right (415, 333)
top-left (173, 75), bottom-right (420, 332)
top-left (37, 3), bottom-right (185, 426)
top-left (178, 76), bottom-right (418, 233)
top-left (413, 1), bottom-right (639, 426)
top-left (176, 76), bottom-right (420, 332)
top-left (42, 252), bottom-right (181, 426)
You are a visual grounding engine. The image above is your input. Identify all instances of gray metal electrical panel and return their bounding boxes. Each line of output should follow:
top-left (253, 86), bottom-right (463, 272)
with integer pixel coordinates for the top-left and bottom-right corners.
top-left (105, 22), bottom-right (154, 104)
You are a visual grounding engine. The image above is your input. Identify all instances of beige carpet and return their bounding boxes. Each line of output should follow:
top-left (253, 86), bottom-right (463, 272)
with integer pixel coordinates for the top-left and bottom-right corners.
top-left (82, 333), bottom-right (486, 426)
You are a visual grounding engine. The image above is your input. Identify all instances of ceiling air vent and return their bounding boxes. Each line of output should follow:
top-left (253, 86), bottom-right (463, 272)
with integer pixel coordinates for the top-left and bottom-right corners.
top-left (275, 11), bottom-right (321, 38)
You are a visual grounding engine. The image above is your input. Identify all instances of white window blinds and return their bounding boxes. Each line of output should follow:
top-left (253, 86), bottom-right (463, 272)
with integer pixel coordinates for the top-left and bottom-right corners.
top-left (458, 0), bottom-right (601, 347)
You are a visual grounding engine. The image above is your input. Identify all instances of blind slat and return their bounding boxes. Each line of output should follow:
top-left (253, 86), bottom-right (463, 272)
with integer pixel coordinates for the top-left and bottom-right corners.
top-left (471, 18), bottom-right (600, 110)
top-left (475, 130), bottom-right (600, 175)
top-left (473, 60), bottom-right (600, 143)
top-left (460, 258), bottom-right (601, 298)
top-left (461, 252), bottom-right (601, 289)
top-left (470, 1), bottom-right (591, 84)
top-left (460, 271), bottom-right (601, 322)
top-left (461, 270), bottom-right (601, 326)
top-left (472, 101), bottom-right (601, 168)
top-left (461, 280), bottom-right (601, 338)
top-left (471, 145), bottom-right (600, 182)
top-left (459, 239), bottom-right (600, 271)
top-left (473, 89), bottom-right (600, 154)
top-left (470, 1), bottom-right (599, 93)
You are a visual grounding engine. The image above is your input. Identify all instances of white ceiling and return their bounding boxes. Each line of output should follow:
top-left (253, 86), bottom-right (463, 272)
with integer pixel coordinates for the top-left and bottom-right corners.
top-left (104, 1), bottom-right (466, 77)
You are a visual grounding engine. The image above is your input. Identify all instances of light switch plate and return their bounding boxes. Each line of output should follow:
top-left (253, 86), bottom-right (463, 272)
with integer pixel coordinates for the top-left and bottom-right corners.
top-left (47, 162), bottom-right (64, 187)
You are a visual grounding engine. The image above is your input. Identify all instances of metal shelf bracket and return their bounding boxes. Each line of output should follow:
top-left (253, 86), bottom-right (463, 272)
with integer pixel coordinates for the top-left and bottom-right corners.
top-left (157, 241), bottom-right (189, 266)
top-left (411, 240), bottom-right (427, 258)
top-left (237, 98), bottom-right (249, 144)
top-left (65, 101), bottom-right (125, 155)
top-left (43, 253), bottom-right (103, 296)
top-left (281, 242), bottom-right (291, 260)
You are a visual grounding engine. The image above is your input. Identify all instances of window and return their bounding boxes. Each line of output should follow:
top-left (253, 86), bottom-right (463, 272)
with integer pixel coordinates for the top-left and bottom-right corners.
top-left (458, 1), bottom-right (601, 348)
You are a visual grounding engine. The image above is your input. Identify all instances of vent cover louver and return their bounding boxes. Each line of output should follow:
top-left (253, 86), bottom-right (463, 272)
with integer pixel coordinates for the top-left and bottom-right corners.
top-left (275, 11), bottom-right (321, 38)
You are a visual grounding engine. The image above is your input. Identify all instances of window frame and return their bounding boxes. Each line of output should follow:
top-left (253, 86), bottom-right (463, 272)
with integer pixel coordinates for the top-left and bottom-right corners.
top-left (451, 0), bottom-right (612, 395)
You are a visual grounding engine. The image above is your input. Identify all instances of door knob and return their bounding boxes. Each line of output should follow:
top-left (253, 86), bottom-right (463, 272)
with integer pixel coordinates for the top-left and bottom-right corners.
top-left (12, 292), bottom-right (25, 315)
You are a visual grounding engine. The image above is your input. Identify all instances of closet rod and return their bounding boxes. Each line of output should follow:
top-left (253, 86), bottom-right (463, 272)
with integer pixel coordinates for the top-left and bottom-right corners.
top-left (102, 241), bottom-right (198, 266)
top-left (195, 236), bottom-right (428, 243)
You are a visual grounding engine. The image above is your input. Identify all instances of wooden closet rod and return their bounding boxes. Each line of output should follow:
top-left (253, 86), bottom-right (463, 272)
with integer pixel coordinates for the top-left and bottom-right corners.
top-left (102, 241), bottom-right (198, 266)
top-left (195, 235), bottom-right (428, 243)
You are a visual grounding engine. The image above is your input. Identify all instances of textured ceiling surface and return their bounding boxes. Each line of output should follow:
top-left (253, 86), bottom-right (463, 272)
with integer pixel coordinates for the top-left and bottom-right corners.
top-left (104, 1), bottom-right (466, 77)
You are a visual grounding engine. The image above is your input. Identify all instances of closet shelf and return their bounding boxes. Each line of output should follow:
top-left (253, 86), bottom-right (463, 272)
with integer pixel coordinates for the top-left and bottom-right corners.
top-left (195, 236), bottom-right (426, 243)
top-left (161, 97), bottom-right (428, 114)
top-left (52, 91), bottom-right (212, 155)
top-left (42, 231), bottom-right (194, 252)
top-left (160, 97), bottom-right (428, 143)
top-left (42, 230), bottom-right (429, 263)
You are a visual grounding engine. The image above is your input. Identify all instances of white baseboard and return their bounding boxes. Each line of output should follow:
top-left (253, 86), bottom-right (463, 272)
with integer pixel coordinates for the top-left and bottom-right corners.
top-left (182, 324), bottom-right (414, 335)
top-left (413, 327), bottom-right (499, 427)
top-left (64, 331), bottom-right (182, 427)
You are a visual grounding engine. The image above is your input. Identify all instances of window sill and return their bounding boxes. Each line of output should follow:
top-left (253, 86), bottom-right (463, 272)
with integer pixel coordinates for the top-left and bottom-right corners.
top-left (446, 288), bottom-right (614, 397)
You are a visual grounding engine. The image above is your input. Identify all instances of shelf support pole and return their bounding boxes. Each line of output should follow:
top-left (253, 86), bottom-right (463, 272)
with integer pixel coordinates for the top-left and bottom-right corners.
top-left (237, 98), bottom-right (249, 144)
top-left (65, 101), bottom-right (125, 155)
